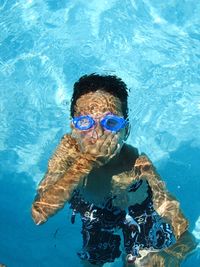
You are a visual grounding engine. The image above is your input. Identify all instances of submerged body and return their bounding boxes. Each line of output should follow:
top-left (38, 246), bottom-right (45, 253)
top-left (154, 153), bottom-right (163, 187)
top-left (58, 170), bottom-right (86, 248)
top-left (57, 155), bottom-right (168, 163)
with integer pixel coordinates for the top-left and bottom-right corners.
top-left (31, 75), bottom-right (196, 266)
top-left (32, 135), bottom-right (195, 266)
top-left (69, 146), bottom-right (176, 265)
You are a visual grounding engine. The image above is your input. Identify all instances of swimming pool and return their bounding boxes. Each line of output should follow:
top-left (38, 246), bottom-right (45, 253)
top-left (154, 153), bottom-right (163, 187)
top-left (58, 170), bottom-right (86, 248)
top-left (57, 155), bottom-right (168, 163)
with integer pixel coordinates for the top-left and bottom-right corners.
top-left (0, 0), bottom-right (200, 266)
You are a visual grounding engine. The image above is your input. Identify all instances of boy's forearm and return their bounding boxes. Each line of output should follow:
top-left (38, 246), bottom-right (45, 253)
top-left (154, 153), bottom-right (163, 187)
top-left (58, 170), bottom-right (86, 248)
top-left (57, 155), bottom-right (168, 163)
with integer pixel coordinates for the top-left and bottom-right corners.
top-left (37, 134), bottom-right (80, 195)
top-left (164, 230), bottom-right (197, 260)
top-left (144, 173), bottom-right (188, 239)
top-left (133, 154), bottom-right (188, 239)
top-left (156, 196), bottom-right (188, 239)
top-left (32, 154), bottom-right (96, 225)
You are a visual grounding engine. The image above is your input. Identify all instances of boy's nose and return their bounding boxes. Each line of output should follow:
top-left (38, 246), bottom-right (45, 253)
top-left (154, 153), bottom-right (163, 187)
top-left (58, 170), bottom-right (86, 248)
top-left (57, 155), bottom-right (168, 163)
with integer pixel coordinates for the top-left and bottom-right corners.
top-left (87, 123), bottom-right (104, 144)
top-left (94, 122), bottom-right (104, 137)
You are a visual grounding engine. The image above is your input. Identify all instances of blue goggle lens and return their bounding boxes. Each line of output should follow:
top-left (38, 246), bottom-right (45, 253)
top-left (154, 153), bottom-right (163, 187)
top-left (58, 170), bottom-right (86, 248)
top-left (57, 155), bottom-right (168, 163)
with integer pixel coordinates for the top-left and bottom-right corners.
top-left (73, 116), bottom-right (95, 130)
top-left (101, 116), bottom-right (125, 132)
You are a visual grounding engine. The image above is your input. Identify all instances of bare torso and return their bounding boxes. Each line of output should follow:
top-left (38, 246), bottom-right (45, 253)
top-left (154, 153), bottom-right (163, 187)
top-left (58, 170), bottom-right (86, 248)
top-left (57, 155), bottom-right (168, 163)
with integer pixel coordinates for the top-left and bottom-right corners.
top-left (78, 144), bottom-right (148, 208)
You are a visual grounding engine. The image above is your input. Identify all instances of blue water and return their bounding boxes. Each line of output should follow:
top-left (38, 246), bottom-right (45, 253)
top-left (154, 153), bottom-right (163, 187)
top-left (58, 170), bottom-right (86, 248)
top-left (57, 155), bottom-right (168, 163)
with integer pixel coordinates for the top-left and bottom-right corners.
top-left (0, 0), bottom-right (200, 266)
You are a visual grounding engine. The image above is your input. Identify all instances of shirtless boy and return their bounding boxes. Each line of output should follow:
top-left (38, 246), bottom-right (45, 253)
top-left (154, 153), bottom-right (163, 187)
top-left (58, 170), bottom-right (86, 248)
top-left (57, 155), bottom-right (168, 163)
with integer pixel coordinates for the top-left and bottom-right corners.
top-left (32, 74), bottom-right (195, 266)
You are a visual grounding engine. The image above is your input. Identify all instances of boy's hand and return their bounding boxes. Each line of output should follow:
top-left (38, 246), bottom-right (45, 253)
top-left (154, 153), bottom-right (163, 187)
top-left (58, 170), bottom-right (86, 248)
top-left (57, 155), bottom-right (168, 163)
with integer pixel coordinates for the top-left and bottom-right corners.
top-left (79, 132), bottom-right (121, 166)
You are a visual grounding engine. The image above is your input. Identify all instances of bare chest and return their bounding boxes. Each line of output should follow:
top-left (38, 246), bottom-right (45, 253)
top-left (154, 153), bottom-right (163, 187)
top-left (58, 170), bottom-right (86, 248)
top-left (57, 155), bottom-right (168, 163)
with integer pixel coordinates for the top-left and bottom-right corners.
top-left (79, 168), bottom-right (115, 205)
top-left (79, 168), bottom-right (148, 209)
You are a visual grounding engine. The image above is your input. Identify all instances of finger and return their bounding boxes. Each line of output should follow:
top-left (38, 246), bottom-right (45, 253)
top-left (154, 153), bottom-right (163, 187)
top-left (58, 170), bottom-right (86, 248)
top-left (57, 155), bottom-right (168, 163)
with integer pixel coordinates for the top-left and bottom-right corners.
top-left (100, 132), bottom-right (119, 157)
top-left (110, 132), bottom-right (123, 157)
top-left (109, 134), bottom-right (120, 156)
top-left (99, 132), bottom-right (114, 155)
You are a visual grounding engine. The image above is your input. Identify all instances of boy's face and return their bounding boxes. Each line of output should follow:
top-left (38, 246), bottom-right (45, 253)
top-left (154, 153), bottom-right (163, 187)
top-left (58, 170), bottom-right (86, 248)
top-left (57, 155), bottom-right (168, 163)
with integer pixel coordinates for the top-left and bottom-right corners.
top-left (71, 90), bottom-right (128, 160)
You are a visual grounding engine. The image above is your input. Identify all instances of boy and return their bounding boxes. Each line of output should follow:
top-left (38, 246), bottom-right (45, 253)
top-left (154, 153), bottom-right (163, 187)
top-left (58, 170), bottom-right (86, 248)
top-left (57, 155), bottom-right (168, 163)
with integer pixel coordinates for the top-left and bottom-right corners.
top-left (32, 74), bottom-right (195, 266)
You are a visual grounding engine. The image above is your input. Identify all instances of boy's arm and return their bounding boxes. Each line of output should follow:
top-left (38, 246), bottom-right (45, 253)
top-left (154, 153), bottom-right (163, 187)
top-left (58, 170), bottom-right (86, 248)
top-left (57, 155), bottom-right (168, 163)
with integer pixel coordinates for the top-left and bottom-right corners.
top-left (133, 154), bottom-right (188, 239)
top-left (164, 230), bottom-right (197, 262)
top-left (32, 154), bottom-right (96, 225)
top-left (136, 231), bottom-right (196, 266)
top-left (37, 134), bottom-right (80, 195)
top-left (32, 133), bottom-right (119, 225)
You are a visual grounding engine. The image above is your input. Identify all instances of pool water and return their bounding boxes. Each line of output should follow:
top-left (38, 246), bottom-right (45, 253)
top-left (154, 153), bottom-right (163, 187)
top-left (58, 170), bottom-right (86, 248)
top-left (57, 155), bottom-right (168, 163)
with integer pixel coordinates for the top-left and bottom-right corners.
top-left (0, 0), bottom-right (200, 266)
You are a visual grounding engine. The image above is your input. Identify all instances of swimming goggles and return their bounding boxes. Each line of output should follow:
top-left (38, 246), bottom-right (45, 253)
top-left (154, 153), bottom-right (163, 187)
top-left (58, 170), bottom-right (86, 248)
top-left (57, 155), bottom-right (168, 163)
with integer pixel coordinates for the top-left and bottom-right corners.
top-left (72, 114), bottom-right (128, 132)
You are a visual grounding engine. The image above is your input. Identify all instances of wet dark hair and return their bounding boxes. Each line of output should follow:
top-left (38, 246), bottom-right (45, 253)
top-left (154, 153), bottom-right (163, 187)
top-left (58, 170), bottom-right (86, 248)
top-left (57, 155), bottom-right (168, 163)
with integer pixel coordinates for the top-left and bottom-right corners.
top-left (70, 73), bottom-right (129, 118)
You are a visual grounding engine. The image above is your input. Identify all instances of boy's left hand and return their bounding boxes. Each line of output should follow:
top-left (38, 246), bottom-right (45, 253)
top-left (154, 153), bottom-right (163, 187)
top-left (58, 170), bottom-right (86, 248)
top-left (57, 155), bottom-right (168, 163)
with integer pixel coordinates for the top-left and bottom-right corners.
top-left (78, 132), bottom-right (121, 166)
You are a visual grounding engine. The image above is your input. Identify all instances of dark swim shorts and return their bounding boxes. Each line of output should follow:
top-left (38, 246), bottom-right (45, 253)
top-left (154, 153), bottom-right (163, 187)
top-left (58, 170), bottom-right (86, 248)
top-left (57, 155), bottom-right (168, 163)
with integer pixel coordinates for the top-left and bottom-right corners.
top-left (69, 180), bottom-right (176, 265)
